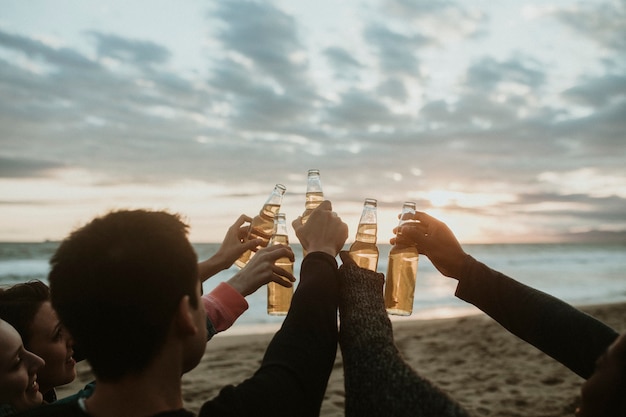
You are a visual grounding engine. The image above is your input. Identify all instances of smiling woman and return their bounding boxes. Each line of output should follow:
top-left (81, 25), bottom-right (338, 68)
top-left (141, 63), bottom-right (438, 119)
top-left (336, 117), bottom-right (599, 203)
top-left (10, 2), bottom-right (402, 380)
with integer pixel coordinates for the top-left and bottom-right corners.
top-left (0, 319), bottom-right (45, 415)
top-left (0, 281), bottom-right (77, 403)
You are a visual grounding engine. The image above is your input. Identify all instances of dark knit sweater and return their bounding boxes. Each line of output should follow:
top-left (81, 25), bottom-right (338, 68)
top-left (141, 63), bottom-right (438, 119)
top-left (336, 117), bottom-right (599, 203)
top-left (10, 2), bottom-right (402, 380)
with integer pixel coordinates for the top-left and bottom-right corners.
top-left (338, 262), bottom-right (470, 417)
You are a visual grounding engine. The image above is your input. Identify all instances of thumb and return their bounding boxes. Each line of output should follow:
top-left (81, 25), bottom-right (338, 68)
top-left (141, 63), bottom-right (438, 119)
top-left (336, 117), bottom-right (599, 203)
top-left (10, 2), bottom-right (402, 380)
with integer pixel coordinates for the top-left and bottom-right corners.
top-left (339, 251), bottom-right (357, 267)
top-left (243, 238), bottom-right (263, 251)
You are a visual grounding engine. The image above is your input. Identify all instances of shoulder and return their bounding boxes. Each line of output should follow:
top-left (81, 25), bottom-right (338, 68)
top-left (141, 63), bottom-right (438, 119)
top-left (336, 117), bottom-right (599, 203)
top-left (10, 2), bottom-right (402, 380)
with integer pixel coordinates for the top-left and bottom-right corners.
top-left (0, 404), bottom-right (17, 417)
top-left (153, 411), bottom-right (196, 417)
top-left (12, 401), bottom-right (85, 417)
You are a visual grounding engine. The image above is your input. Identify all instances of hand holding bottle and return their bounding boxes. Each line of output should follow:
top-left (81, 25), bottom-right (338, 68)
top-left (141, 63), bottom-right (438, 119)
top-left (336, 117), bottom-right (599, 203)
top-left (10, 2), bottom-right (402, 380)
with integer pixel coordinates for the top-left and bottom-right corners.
top-left (227, 244), bottom-right (296, 297)
top-left (391, 211), bottom-right (468, 280)
top-left (235, 184), bottom-right (287, 268)
top-left (292, 200), bottom-right (348, 258)
top-left (385, 202), bottom-right (420, 316)
top-left (197, 215), bottom-right (263, 282)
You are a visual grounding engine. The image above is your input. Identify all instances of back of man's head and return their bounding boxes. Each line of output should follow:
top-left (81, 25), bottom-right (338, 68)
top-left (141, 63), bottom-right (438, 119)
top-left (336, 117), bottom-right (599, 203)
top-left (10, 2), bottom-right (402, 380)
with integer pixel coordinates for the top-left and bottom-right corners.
top-left (48, 210), bottom-right (199, 381)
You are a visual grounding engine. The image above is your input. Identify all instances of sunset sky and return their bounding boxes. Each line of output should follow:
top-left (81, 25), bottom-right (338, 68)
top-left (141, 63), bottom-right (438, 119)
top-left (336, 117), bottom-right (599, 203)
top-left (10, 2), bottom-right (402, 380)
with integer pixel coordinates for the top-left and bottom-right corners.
top-left (1, 0), bottom-right (625, 244)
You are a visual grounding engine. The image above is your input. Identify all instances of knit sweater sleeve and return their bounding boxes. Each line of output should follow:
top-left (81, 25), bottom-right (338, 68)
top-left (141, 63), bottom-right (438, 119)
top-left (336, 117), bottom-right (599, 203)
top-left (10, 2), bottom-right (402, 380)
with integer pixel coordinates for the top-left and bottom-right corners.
top-left (338, 263), bottom-right (470, 417)
top-left (455, 255), bottom-right (618, 379)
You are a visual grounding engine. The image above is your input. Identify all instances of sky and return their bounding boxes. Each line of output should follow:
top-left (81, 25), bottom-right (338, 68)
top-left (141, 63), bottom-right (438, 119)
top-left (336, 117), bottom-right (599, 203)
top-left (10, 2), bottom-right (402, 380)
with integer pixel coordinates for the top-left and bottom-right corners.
top-left (0, 0), bottom-right (625, 244)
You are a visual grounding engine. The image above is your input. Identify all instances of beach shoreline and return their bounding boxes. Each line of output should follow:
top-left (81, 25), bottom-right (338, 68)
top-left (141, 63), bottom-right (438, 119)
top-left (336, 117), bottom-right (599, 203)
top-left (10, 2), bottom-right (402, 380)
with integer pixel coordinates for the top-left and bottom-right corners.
top-left (57, 301), bottom-right (626, 416)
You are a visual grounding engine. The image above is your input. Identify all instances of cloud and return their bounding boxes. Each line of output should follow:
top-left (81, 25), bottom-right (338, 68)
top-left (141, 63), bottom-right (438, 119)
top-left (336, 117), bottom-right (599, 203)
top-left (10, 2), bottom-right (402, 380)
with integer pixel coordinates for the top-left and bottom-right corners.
top-left (88, 32), bottom-right (171, 67)
top-left (323, 88), bottom-right (401, 128)
top-left (510, 192), bottom-right (626, 224)
top-left (207, 1), bottom-right (320, 132)
top-left (380, 0), bottom-right (489, 40)
top-left (212, 0), bottom-right (310, 90)
top-left (464, 56), bottom-right (546, 92)
top-left (323, 46), bottom-right (363, 81)
top-left (323, 46), bottom-right (363, 70)
top-left (363, 24), bottom-right (431, 77)
top-left (552, 0), bottom-right (626, 52)
top-left (0, 29), bottom-right (97, 70)
top-left (1, 1), bottom-right (625, 242)
top-left (563, 74), bottom-right (626, 107)
top-left (0, 156), bottom-right (64, 178)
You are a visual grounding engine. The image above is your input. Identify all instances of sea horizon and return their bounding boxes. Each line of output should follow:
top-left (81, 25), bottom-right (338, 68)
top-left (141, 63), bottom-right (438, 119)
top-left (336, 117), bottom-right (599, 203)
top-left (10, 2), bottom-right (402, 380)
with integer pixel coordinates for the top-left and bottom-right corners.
top-left (2, 241), bottom-right (625, 334)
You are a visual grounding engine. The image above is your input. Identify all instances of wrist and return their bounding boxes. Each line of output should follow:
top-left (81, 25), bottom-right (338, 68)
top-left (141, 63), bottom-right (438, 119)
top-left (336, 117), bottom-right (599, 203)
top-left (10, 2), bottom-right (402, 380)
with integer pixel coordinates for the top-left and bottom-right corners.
top-left (226, 273), bottom-right (249, 297)
top-left (306, 246), bottom-right (338, 258)
top-left (212, 251), bottom-right (232, 271)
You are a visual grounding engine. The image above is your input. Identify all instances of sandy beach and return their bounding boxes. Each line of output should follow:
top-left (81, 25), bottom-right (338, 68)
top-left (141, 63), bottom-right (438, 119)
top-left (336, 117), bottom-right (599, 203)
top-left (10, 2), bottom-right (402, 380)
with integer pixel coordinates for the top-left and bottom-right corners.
top-left (57, 301), bottom-right (626, 416)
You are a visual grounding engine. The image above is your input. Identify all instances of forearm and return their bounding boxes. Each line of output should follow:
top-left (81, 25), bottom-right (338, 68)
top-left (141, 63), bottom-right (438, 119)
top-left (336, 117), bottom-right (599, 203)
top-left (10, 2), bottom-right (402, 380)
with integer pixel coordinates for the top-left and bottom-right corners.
top-left (197, 256), bottom-right (230, 282)
top-left (200, 252), bottom-right (339, 417)
top-left (456, 255), bottom-right (619, 378)
top-left (338, 264), bottom-right (469, 417)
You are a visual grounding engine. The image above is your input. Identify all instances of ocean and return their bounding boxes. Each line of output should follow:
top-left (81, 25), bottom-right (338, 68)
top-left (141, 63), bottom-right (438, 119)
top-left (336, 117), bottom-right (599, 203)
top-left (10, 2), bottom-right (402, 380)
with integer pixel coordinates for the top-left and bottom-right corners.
top-left (2, 242), bottom-right (625, 334)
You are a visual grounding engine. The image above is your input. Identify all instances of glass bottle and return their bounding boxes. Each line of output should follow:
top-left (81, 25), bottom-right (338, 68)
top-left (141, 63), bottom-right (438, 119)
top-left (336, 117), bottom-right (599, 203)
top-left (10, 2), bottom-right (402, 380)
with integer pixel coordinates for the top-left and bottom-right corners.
top-left (301, 169), bottom-right (324, 257)
top-left (235, 184), bottom-right (286, 269)
top-left (301, 169), bottom-right (324, 225)
top-left (267, 213), bottom-right (294, 315)
top-left (384, 201), bottom-right (419, 316)
top-left (348, 198), bottom-right (379, 272)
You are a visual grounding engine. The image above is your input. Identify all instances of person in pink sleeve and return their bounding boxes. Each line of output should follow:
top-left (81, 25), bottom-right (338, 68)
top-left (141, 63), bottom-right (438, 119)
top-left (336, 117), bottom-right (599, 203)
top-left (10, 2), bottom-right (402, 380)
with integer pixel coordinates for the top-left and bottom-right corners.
top-left (196, 215), bottom-right (295, 338)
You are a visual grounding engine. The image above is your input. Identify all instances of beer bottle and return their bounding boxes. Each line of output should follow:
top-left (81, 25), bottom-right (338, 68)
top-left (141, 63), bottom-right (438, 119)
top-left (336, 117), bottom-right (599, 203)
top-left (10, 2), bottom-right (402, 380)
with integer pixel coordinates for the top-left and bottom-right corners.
top-left (267, 213), bottom-right (294, 315)
top-left (302, 169), bottom-right (324, 224)
top-left (384, 201), bottom-right (419, 316)
top-left (301, 169), bottom-right (324, 257)
top-left (348, 198), bottom-right (379, 272)
top-left (235, 184), bottom-right (286, 269)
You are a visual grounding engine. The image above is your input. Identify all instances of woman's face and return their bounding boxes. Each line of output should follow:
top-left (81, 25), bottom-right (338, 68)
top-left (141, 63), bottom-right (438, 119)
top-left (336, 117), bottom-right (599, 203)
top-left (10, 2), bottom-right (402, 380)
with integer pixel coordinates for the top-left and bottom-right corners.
top-left (27, 301), bottom-right (76, 394)
top-left (0, 320), bottom-right (44, 411)
top-left (576, 333), bottom-right (626, 416)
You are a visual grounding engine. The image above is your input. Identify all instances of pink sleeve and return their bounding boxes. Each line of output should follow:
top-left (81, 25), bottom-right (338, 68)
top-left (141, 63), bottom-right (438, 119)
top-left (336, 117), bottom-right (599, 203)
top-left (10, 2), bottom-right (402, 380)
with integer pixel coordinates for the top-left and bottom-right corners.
top-left (202, 282), bottom-right (249, 333)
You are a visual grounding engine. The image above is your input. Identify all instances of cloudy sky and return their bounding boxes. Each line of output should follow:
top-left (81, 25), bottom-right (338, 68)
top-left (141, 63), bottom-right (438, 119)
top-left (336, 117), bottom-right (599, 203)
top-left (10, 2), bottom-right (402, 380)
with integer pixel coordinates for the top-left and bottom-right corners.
top-left (1, 0), bottom-right (625, 244)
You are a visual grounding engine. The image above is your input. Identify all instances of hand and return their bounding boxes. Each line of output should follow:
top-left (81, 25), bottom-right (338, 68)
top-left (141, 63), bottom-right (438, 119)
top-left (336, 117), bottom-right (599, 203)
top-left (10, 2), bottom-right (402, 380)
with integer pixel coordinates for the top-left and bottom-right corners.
top-left (390, 211), bottom-right (467, 279)
top-left (292, 200), bottom-right (348, 257)
top-left (226, 244), bottom-right (296, 297)
top-left (197, 215), bottom-right (262, 281)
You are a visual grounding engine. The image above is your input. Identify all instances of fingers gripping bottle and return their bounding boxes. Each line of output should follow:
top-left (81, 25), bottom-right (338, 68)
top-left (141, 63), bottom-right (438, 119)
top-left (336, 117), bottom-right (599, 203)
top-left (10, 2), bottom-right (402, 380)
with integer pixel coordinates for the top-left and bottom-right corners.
top-left (348, 198), bottom-right (379, 272)
top-left (267, 213), bottom-right (294, 315)
top-left (301, 169), bottom-right (324, 257)
top-left (384, 202), bottom-right (419, 316)
top-left (235, 184), bottom-right (286, 269)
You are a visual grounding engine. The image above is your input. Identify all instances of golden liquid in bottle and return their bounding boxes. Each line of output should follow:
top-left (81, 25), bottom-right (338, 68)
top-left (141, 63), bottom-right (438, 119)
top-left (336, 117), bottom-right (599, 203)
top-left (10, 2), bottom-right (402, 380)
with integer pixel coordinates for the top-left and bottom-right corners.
top-left (235, 203), bottom-right (281, 268)
top-left (302, 191), bottom-right (324, 258)
top-left (384, 246), bottom-right (419, 316)
top-left (267, 235), bottom-right (294, 315)
top-left (348, 223), bottom-right (379, 271)
top-left (301, 191), bottom-right (324, 224)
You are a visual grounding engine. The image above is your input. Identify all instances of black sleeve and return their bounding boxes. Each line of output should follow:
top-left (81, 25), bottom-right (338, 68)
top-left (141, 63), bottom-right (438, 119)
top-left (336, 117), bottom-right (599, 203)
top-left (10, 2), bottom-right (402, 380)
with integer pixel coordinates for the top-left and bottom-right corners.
top-left (455, 255), bottom-right (619, 379)
top-left (200, 252), bottom-right (339, 417)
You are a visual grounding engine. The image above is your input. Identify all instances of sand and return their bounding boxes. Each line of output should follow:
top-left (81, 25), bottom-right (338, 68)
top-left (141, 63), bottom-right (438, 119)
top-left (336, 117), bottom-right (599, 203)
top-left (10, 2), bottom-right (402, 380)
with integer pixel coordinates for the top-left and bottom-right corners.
top-left (57, 302), bottom-right (626, 416)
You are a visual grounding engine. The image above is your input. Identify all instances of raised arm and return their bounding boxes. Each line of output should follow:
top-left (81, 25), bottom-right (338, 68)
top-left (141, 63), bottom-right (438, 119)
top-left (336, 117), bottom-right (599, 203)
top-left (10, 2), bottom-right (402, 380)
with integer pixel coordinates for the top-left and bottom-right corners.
top-left (338, 252), bottom-right (470, 417)
top-left (200, 201), bottom-right (348, 417)
top-left (396, 211), bottom-right (619, 379)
